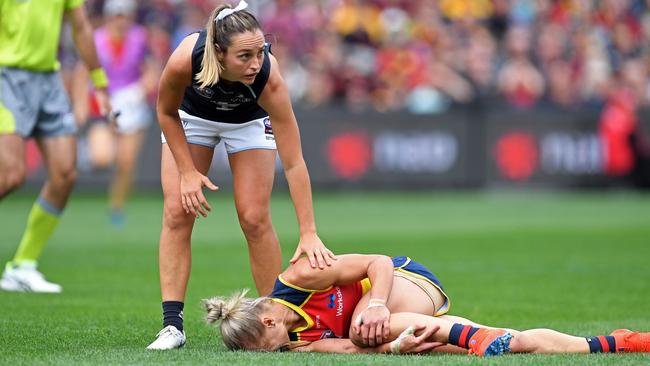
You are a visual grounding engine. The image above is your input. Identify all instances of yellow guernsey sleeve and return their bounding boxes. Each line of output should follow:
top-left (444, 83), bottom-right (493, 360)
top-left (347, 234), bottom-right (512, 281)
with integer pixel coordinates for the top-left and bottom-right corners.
top-left (0, 0), bottom-right (85, 71)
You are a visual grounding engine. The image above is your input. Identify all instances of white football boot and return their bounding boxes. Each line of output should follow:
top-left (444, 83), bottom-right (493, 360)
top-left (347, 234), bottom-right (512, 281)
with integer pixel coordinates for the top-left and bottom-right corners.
top-left (0, 262), bottom-right (62, 293)
top-left (147, 325), bottom-right (186, 350)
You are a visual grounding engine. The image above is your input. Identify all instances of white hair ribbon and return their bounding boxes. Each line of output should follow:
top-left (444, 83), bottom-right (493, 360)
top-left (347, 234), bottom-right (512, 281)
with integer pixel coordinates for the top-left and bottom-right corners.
top-left (215, 0), bottom-right (249, 22)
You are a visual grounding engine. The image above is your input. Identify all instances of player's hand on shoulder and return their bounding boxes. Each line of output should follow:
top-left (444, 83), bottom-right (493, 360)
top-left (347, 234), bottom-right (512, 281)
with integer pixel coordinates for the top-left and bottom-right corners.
top-left (290, 233), bottom-right (336, 269)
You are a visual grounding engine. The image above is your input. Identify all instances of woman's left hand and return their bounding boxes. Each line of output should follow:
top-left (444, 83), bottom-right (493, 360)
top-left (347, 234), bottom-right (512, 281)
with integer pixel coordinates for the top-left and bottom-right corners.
top-left (390, 324), bottom-right (443, 354)
top-left (290, 233), bottom-right (336, 269)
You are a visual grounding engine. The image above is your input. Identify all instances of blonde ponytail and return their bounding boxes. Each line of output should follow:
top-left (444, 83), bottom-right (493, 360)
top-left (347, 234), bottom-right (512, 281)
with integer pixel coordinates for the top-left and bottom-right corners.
top-left (203, 289), bottom-right (270, 350)
top-left (195, 5), bottom-right (228, 88)
top-left (195, 3), bottom-right (263, 89)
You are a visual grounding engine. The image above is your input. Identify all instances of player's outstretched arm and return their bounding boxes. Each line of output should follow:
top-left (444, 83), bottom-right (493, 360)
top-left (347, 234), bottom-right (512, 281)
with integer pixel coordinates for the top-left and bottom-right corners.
top-left (66, 6), bottom-right (111, 117)
top-left (258, 54), bottom-right (335, 270)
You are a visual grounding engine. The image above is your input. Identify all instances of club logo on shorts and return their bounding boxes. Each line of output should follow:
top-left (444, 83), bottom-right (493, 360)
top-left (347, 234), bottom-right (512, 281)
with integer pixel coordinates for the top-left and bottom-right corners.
top-left (263, 117), bottom-right (273, 135)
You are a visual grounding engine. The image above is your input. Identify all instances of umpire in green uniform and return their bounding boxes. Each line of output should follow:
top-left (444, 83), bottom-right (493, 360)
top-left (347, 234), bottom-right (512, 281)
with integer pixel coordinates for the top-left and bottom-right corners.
top-left (0, 0), bottom-right (112, 292)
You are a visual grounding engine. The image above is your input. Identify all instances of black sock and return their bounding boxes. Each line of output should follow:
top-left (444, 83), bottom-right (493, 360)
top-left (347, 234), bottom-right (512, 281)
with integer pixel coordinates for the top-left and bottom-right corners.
top-left (586, 336), bottom-right (616, 353)
top-left (162, 301), bottom-right (184, 332)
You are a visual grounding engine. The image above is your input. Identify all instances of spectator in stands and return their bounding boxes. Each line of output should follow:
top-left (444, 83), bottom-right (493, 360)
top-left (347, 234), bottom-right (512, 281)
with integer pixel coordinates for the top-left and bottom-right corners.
top-left (59, 0), bottom-right (650, 114)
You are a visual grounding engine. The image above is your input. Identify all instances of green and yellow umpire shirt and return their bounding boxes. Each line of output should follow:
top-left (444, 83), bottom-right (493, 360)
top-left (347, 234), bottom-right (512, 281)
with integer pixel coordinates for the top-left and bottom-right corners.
top-left (0, 0), bottom-right (85, 72)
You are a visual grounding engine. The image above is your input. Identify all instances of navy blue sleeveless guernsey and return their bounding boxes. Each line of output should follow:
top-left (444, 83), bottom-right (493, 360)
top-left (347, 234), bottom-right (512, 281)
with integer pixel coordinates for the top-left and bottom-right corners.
top-left (180, 30), bottom-right (271, 124)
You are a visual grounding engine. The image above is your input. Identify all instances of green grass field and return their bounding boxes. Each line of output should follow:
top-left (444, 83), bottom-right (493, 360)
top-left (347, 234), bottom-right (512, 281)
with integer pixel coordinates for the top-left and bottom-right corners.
top-left (1, 190), bottom-right (649, 365)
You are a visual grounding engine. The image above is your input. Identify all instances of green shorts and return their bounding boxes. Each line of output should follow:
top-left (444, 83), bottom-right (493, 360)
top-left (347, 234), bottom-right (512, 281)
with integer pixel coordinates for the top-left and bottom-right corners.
top-left (0, 67), bottom-right (76, 137)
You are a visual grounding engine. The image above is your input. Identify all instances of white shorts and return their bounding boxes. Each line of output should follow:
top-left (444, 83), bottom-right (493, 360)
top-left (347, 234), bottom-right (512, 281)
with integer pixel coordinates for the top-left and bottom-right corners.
top-left (161, 109), bottom-right (276, 153)
top-left (111, 83), bottom-right (152, 134)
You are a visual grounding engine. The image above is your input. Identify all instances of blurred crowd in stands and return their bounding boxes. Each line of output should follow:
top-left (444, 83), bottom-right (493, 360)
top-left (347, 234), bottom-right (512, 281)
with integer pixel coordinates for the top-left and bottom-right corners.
top-left (61, 0), bottom-right (650, 115)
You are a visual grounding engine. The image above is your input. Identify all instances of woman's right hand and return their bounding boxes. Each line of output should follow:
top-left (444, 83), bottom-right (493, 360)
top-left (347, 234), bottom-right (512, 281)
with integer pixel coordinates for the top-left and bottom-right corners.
top-left (180, 170), bottom-right (219, 217)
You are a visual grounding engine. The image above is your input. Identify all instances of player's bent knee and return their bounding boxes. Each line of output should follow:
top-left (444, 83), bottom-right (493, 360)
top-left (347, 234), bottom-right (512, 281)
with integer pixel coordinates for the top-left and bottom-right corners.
top-left (162, 203), bottom-right (195, 230)
top-left (348, 329), bottom-right (365, 347)
top-left (51, 166), bottom-right (77, 190)
top-left (237, 208), bottom-right (271, 235)
top-left (91, 153), bottom-right (113, 169)
top-left (0, 169), bottom-right (26, 197)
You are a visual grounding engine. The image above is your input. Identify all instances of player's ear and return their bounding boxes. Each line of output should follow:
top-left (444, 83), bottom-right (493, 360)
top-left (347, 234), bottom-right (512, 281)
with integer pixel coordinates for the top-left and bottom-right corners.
top-left (215, 44), bottom-right (225, 61)
top-left (262, 317), bottom-right (276, 328)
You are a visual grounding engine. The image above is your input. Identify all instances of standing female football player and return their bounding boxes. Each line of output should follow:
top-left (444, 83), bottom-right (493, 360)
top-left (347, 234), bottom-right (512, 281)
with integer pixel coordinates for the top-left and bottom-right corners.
top-left (146, 0), bottom-right (335, 350)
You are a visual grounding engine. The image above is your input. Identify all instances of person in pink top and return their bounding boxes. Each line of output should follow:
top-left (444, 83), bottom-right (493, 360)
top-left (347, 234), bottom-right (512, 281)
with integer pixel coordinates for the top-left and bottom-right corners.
top-left (74, 0), bottom-right (158, 226)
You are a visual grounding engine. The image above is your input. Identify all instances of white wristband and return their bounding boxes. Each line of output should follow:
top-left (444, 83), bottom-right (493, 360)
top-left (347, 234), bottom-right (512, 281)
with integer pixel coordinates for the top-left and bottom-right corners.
top-left (355, 299), bottom-right (388, 327)
top-left (389, 338), bottom-right (401, 354)
top-left (389, 326), bottom-right (415, 354)
top-left (367, 298), bottom-right (387, 309)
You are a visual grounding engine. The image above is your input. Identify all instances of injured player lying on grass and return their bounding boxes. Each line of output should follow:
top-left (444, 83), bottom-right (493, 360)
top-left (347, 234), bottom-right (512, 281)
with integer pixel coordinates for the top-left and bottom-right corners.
top-left (203, 254), bottom-right (650, 356)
